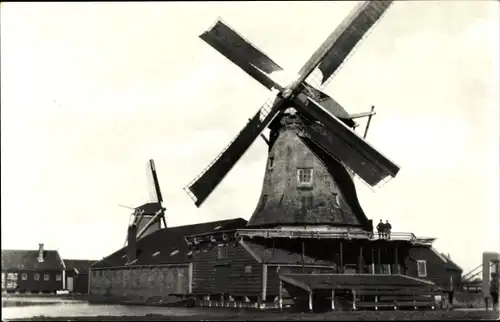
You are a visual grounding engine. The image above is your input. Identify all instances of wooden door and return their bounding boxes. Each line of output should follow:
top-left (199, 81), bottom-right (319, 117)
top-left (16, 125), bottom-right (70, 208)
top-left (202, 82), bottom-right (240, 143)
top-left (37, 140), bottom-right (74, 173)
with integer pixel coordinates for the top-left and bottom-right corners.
top-left (215, 265), bottom-right (230, 294)
top-left (67, 277), bottom-right (74, 291)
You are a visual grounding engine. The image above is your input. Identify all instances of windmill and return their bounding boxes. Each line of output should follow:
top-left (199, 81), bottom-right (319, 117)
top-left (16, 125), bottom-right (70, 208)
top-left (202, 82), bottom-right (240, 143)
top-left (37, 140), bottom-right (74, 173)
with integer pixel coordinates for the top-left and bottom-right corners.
top-left (123, 159), bottom-right (167, 245)
top-left (184, 1), bottom-right (400, 218)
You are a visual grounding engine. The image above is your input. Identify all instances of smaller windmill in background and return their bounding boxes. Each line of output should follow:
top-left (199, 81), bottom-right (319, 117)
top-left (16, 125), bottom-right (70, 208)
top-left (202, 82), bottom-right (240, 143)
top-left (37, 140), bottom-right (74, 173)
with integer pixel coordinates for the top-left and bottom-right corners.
top-left (120, 159), bottom-right (167, 246)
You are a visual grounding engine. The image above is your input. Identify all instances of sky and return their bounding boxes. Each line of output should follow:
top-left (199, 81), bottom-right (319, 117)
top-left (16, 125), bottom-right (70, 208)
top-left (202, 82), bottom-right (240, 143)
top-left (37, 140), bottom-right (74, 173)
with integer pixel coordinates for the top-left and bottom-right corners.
top-left (1, 1), bottom-right (498, 274)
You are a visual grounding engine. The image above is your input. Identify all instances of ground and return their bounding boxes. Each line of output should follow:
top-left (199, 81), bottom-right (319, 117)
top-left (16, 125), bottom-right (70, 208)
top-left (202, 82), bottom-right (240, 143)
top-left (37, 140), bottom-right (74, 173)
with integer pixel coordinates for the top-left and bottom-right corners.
top-left (2, 295), bottom-right (499, 321)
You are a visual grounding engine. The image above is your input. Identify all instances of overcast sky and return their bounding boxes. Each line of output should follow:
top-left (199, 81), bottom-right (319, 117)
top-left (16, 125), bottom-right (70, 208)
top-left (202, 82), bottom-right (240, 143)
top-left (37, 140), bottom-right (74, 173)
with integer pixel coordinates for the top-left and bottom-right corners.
top-left (1, 1), bottom-right (498, 273)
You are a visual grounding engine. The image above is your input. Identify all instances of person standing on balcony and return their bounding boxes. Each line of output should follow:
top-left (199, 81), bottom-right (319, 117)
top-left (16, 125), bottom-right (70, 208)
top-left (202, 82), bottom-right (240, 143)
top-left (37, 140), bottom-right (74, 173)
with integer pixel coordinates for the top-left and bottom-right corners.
top-left (385, 220), bottom-right (392, 240)
top-left (376, 219), bottom-right (384, 239)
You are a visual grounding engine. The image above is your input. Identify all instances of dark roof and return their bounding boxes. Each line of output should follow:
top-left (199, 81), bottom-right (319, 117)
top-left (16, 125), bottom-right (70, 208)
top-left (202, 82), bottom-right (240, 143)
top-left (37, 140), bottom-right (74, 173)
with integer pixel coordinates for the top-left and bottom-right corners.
top-left (440, 253), bottom-right (462, 272)
top-left (2, 249), bottom-right (65, 271)
top-left (92, 218), bottom-right (247, 269)
top-left (64, 259), bottom-right (98, 274)
top-left (136, 202), bottom-right (162, 215)
top-left (426, 247), bottom-right (462, 272)
top-left (280, 273), bottom-right (435, 291)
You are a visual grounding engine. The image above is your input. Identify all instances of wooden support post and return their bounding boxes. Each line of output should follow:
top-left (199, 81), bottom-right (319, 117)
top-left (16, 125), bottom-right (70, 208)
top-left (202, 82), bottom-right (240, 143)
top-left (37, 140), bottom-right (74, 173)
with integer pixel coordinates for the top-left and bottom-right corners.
top-left (301, 239), bottom-right (305, 273)
top-left (88, 268), bottom-right (92, 294)
top-left (352, 289), bottom-right (357, 310)
top-left (371, 247), bottom-right (375, 274)
top-left (358, 245), bottom-right (364, 273)
top-left (394, 247), bottom-right (400, 274)
top-left (309, 290), bottom-right (313, 312)
top-left (331, 289), bottom-right (335, 311)
top-left (377, 247), bottom-right (381, 274)
top-left (261, 264), bottom-right (268, 302)
top-left (278, 278), bottom-right (283, 311)
top-left (340, 241), bottom-right (344, 273)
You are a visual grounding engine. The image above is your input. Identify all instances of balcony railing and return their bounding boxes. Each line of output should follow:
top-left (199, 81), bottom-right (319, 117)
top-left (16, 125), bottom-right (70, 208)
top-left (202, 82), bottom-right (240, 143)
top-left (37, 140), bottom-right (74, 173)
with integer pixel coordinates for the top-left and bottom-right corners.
top-left (236, 228), bottom-right (436, 246)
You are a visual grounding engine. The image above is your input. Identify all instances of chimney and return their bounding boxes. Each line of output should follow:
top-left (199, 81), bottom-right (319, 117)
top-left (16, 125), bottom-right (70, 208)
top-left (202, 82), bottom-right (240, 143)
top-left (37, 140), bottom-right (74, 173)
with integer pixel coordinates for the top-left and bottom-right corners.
top-left (38, 243), bottom-right (44, 262)
top-left (127, 225), bottom-right (137, 264)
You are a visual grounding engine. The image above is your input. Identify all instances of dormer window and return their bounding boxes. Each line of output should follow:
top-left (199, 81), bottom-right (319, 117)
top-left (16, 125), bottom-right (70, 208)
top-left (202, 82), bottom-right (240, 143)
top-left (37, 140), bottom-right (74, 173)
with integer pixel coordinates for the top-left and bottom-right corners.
top-left (297, 168), bottom-right (313, 185)
top-left (152, 251), bottom-right (160, 257)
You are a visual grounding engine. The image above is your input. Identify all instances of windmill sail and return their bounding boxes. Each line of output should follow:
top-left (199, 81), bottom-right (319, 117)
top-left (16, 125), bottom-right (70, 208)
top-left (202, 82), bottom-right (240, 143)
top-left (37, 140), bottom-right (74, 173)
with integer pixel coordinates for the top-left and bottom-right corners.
top-left (186, 98), bottom-right (285, 207)
top-left (295, 96), bottom-right (399, 186)
top-left (200, 20), bottom-right (284, 91)
top-left (317, 1), bottom-right (393, 85)
top-left (149, 159), bottom-right (163, 203)
top-left (296, 1), bottom-right (393, 87)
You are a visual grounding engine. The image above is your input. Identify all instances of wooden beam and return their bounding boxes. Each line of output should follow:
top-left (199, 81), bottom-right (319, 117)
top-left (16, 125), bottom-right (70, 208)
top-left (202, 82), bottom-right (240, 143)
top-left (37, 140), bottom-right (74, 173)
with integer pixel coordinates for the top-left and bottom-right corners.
top-left (301, 239), bottom-right (306, 273)
top-left (358, 245), bottom-right (364, 273)
top-left (88, 267), bottom-right (92, 295)
top-left (371, 247), bottom-right (375, 274)
top-left (188, 263), bottom-right (194, 294)
top-left (340, 241), bottom-right (344, 273)
top-left (394, 247), bottom-right (400, 274)
top-left (309, 290), bottom-right (313, 312)
top-left (278, 272), bottom-right (283, 311)
top-left (261, 264), bottom-right (268, 302)
top-left (331, 289), bottom-right (335, 311)
top-left (260, 133), bottom-right (270, 146)
top-left (352, 289), bottom-right (357, 310)
top-left (377, 247), bottom-right (381, 274)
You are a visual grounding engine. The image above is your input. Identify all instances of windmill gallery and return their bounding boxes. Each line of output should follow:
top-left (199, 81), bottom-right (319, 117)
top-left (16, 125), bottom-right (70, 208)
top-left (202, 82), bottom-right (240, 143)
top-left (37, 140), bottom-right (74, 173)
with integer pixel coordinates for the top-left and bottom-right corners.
top-left (89, 1), bottom-right (463, 311)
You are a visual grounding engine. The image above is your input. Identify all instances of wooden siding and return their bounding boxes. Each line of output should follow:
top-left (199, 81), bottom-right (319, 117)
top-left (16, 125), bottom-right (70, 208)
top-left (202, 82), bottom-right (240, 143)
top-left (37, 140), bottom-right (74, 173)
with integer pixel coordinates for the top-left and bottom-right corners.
top-left (406, 246), bottom-right (461, 291)
top-left (2, 270), bottom-right (63, 292)
top-left (191, 243), bottom-right (261, 297)
top-left (90, 265), bottom-right (190, 298)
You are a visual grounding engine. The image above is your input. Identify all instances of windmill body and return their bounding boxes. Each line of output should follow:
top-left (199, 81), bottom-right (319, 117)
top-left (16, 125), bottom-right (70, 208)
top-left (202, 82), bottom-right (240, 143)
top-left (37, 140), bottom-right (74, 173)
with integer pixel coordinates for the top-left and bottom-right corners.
top-left (247, 109), bottom-right (371, 230)
top-left (122, 159), bottom-right (167, 246)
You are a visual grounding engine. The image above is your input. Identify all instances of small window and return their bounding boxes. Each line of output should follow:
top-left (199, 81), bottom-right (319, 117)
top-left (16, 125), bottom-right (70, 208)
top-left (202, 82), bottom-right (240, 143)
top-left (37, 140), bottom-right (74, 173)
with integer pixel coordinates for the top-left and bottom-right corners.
top-left (268, 157), bottom-right (274, 170)
top-left (297, 168), bottom-right (313, 184)
top-left (44, 274), bottom-right (50, 281)
top-left (6, 273), bottom-right (18, 288)
top-left (56, 274), bottom-right (62, 281)
top-left (170, 250), bottom-right (180, 256)
top-left (34, 273), bottom-right (40, 281)
top-left (417, 260), bottom-right (427, 277)
top-left (152, 251), bottom-right (160, 257)
top-left (21, 273), bottom-right (28, 280)
top-left (244, 265), bottom-right (252, 273)
top-left (217, 245), bottom-right (228, 260)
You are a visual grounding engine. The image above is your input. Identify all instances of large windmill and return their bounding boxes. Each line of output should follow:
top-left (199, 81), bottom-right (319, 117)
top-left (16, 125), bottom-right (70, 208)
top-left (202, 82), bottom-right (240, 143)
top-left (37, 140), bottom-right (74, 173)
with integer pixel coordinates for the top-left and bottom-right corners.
top-left (185, 1), bottom-right (399, 228)
top-left (123, 159), bottom-right (167, 244)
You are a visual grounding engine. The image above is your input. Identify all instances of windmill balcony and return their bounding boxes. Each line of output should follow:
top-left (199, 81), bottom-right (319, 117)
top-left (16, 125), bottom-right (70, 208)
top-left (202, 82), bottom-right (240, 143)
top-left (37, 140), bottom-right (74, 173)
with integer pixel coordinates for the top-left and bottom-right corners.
top-left (236, 228), bottom-right (435, 246)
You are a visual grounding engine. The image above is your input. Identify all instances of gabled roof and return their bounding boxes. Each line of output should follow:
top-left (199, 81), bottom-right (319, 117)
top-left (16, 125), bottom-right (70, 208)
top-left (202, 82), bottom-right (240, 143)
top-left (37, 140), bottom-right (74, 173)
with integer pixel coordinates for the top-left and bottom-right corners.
top-left (429, 247), bottom-right (462, 272)
top-left (92, 218), bottom-right (247, 269)
top-left (1, 249), bottom-right (65, 271)
top-left (64, 259), bottom-right (98, 274)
